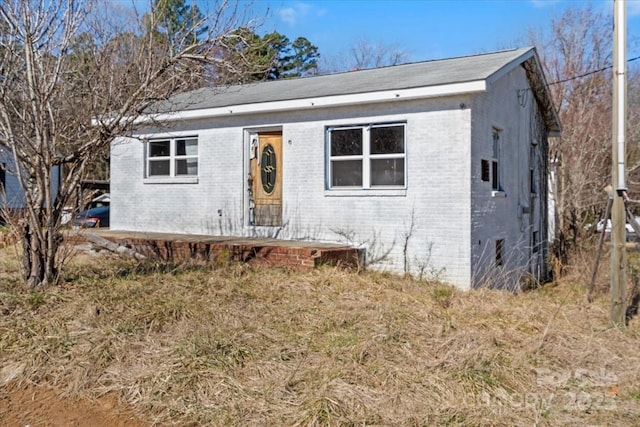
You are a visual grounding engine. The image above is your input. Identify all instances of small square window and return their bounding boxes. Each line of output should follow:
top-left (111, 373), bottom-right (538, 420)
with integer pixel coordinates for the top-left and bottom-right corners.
top-left (149, 159), bottom-right (170, 176)
top-left (332, 159), bottom-right (363, 187)
top-left (176, 158), bottom-right (198, 175)
top-left (371, 158), bottom-right (405, 186)
top-left (371, 126), bottom-right (404, 154)
top-left (149, 141), bottom-right (170, 157)
top-left (176, 138), bottom-right (198, 156)
top-left (481, 159), bottom-right (490, 182)
top-left (331, 128), bottom-right (363, 156)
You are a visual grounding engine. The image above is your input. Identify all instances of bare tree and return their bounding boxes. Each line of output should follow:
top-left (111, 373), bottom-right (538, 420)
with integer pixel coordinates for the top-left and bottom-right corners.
top-left (529, 5), bottom-right (614, 254)
top-left (320, 37), bottom-right (411, 73)
top-left (349, 37), bottom-right (410, 69)
top-left (623, 64), bottom-right (640, 185)
top-left (0, 0), bottom-right (260, 289)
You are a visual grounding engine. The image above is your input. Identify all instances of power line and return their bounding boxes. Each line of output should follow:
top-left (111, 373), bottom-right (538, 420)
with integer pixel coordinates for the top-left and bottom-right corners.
top-left (547, 55), bottom-right (640, 86)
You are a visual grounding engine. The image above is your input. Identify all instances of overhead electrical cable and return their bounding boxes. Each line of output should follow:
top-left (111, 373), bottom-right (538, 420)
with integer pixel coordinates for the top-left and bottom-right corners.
top-left (547, 55), bottom-right (640, 86)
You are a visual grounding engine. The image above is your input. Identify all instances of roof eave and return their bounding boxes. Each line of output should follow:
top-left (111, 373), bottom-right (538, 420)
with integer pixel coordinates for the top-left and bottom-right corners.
top-left (134, 80), bottom-right (487, 124)
top-left (486, 47), bottom-right (562, 136)
top-left (485, 48), bottom-right (536, 87)
top-left (522, 50), bottom-right (562, 135)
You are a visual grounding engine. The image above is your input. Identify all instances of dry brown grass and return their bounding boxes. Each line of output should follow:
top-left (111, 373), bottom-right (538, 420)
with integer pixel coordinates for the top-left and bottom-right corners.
top-left (1, 243), bottom-right (640, 426)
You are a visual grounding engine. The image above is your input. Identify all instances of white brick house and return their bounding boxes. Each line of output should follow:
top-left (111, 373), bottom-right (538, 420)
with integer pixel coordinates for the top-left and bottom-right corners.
top-left (110, 47), bottom-right (560, 290)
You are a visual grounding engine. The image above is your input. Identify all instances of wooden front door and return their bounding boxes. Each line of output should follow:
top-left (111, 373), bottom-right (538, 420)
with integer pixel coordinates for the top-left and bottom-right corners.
top-left (250, 132), bottom-right (282, 226)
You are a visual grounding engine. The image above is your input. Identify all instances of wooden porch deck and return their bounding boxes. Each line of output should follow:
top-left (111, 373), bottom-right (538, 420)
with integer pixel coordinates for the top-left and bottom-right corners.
top-left (70, 229), bottom-right (362, 270)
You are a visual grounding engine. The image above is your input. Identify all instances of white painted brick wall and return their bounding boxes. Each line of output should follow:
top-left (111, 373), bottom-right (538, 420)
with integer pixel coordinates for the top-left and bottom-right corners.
top-left (469, 66), bottom-right (547, 289)
top-left (112, 96), bottom-right (474, 288)
top-left (112, 67), bottom-right (547, 291)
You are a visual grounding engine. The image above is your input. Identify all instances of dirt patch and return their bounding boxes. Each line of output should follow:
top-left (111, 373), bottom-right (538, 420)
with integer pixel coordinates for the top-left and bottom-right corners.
top-left (0, 385), bottom-right (147, 427)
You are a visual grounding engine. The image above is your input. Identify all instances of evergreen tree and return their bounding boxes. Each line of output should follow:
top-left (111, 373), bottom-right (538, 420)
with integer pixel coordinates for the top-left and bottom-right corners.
top-left (290, 37), bottom-right (319, 78)
top-left (217, 29), bottom-right (319, 83)
top-left (147, 0), bottom-right (207, 51)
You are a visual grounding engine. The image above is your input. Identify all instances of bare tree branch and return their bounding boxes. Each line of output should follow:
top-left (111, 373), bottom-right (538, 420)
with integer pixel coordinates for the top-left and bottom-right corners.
top-left (0, 0), bottom-right (263, 288)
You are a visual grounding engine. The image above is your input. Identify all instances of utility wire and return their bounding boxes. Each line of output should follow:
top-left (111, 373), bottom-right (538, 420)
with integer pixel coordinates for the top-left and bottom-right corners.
top-left (547, 55), bottom-right (640, 86)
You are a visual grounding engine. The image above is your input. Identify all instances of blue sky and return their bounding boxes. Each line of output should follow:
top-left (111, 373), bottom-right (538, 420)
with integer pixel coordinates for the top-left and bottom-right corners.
top-left (243, 0), bottom-right (640, 63)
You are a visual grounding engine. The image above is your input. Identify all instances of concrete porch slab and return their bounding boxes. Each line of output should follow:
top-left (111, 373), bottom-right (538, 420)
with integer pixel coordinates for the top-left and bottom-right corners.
top-left (68, 229), bottom-right (362, 270)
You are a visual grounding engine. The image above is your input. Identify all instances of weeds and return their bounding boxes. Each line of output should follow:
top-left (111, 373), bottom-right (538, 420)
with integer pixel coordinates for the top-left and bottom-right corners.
top-left (431, 285), bottom-right (454, 308)
top-left (27, 292), bottom-right (46, 310)
top-left (1, 246), bottom-right (640, 426)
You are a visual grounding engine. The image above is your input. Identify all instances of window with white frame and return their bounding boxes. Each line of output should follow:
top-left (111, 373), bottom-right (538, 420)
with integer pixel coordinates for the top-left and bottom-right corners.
top-left (328, 123), bottom-right (405, 189)
top-left (491, 127), bottom-right (501, 191)
top-left (146, 137), bottom-right (198, 178)
top-left (529, 144), bottom-right (537, 195)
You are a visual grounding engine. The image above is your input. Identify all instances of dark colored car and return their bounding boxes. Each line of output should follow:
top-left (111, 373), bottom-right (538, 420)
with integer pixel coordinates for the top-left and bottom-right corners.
top-left (73, 206), bottom-right (110, 228)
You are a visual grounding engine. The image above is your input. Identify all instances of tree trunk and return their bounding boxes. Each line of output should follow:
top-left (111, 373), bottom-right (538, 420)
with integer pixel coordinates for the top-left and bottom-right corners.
top-left (0, 0), bottom-right (262, 290)
top-left (22, 221), bottom-right (59, 289)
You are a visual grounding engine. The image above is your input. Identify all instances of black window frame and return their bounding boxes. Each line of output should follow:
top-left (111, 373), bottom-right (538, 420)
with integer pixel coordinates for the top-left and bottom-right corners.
top-left (481, 159), bottom-right (490, 182)
top-left (0, 162), bottom-right (5, 191)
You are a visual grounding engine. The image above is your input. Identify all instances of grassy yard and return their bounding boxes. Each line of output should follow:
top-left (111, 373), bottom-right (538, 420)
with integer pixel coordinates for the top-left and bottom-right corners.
top-left (1, 244), bottom-right (640, 426)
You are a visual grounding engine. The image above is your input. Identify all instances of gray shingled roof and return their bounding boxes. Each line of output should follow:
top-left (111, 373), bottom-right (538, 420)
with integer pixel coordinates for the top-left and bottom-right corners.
top-left (156, 47), bottom-right (535, 112)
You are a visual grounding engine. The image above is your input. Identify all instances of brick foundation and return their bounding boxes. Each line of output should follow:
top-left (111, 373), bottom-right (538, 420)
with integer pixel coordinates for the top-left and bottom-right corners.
top-left (73, 232), bottom-right (361, 270)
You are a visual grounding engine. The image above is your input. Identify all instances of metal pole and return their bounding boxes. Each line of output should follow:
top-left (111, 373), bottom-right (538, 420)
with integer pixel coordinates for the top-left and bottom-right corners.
top-left (610, 0), bottom-right (627, 327)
